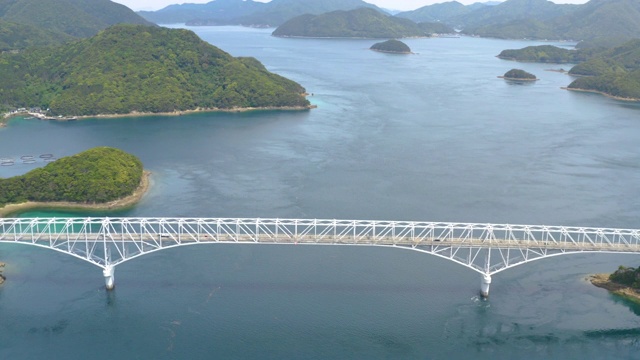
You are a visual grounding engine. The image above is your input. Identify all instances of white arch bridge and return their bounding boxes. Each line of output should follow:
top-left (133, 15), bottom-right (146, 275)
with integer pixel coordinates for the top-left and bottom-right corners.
top-left (1, 217), bottom-right (639, 297)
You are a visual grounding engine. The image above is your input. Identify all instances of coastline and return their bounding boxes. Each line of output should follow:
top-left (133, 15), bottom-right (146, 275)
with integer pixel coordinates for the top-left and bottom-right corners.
top-left (498, 76), bottom-right (538, 81)
top-left (370, 49), bottom-right (412, 55)
top-left (1, 104), bottom-right (316, 124)
top-left (0, 170), bottom-right (151, 217)
top-left (562, 87), bottom-right (640, 102)
top-left (588, 274), bottom-right (640, 305)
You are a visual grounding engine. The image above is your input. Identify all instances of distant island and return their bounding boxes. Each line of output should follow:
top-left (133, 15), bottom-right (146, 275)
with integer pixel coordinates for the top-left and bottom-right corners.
top-left (272, 8), bottom-right (427, 39)
top-left (499, 69), bottom-right (537, 81)
top-left (590, 265), bottom-right (640, 304)
top-left (370, 39), bottom-right (412, 54)
top-left (0, 24), bottom-right (311, 117)
top-left (0, 147), bottom-right (149, 217)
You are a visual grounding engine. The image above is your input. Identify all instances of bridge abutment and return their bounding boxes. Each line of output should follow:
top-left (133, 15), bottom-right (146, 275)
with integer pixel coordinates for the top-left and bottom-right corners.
top-left (103, 265), bottom-right (115, 290)
top-left (480, 274), bottom-right (491, 298)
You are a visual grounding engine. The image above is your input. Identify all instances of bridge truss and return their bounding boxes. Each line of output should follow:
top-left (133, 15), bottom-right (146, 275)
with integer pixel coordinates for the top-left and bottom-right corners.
top-left (1, 217), bottom-right (639, 296)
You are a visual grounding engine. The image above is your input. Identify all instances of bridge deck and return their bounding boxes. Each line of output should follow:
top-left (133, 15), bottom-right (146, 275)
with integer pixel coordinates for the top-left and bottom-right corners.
top-left (5, 233), bottom-right (640, 253)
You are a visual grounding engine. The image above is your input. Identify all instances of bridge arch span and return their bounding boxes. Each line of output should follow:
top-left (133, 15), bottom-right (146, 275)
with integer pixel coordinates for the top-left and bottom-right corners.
top-left (1, 217), bottom-right (639, 296)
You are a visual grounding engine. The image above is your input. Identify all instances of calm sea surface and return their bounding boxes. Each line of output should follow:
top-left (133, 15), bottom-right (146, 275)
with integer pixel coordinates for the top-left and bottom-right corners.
top-left (1, 26), bottom-right (640, 359)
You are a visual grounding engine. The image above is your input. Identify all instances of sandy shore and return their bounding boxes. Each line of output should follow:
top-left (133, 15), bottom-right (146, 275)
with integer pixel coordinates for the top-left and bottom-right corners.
top-left (0, 170), bottom-right (151, 217)
top-left (563, 87), bottom-right (640, 102)
top-left (588, 273), bottom-right (640, 304)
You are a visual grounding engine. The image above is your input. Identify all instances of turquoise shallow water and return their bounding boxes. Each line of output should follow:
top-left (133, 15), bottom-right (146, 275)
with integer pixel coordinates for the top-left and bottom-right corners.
top-left (1, 27), bottom-right (640, 359)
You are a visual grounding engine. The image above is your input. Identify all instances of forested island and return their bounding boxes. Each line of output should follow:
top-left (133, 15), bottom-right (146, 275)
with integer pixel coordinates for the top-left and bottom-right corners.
top-left (0, 147), bottom-right (148, 216)
top-left (272, 8), bottom-right (426, 38)
top-left (499, 69), bottom-right (537, 81)
top-left (0, 24), bottom-right (311, 117)
top-left (499, 39), bottom-right (640, 101)
top-left (370, 40), bottom-right (412, 54)
top-left (590, 265), bottom-right (640, 304)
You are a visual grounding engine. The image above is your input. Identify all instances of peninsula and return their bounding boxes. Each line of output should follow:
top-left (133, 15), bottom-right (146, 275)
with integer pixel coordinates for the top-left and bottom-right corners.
top-left (0, 24), bottom-right (311, 117)
top-left (0, 147), bottom-right (149, 217)
top-left (590, 265), bottom-right (640, 304)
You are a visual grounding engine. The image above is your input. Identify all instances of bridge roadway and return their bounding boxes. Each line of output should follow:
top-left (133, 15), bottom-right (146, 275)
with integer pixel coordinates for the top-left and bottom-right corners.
top-left (1, 217), bottom-right (640, 297)
top-left (8, 232), bottom-right (640, 252)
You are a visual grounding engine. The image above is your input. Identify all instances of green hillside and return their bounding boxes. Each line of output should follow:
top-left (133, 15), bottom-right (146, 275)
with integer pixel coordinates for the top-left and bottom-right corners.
top-left (0, 24), bottom-right (310, 116)
top-left (458, 0), bottom-right (574, 30)
top-left (396, 1), bottom-right (471, 23)
top-left (238, 0), bottom-right (384, 27)
top-left (140, 0), bottom-right (383, 27)
top-left (418, 22), bottom-right (456, 35)
top-left (0, 20), bottom-right (72, 51)
top-left (567, 39), bottom-right (640, 100)
top-left (140, 0), bottom-right (265, 25)
top-left (0, 0), bottom-right (153, 50)
top-left (462, 0), bottom-right (640, 45)
top-left (0, 147), bottom-right (143, 206)
top-left (272, 8), bottom-right (425, 38)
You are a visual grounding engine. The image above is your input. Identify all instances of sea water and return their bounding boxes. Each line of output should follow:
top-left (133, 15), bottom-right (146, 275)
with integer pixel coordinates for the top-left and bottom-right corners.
top-left (1, 27), bottom-right (639, 359)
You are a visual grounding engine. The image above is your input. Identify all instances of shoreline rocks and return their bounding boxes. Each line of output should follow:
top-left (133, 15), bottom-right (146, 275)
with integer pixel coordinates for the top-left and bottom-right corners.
top-left (589, 273), bottom-right (640, 304)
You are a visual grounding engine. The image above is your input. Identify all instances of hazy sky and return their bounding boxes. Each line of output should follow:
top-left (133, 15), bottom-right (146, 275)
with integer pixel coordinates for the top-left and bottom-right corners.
top-left (113, 0), bottom-right (589, 12)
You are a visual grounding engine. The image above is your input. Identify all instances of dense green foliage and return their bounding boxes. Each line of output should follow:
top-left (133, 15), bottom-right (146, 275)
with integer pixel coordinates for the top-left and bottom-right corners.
top-left (460, 0), bottom-right (640, 45)
top-left (0, 24), bottom-right (309, 115)
top-left (503, 69), bottom-right (536, 80)
top-left (370, 39), bottom-right (411, 54)
top-left (569, 71), bottom-right (640, 99)
top-left (0, 20), bottom-right (72, 51)
top-left (418, 22), bottom-right (455, 35)
top-left (0, 147), bottom-right (143, 206)
top-left (143, 0), bottom-right (640, 45)
top-left (459, 0), bottom-right (574, 31)
top-left (396, 1), bottom-right (472, 23)
top-left (497, 45), bottom-right (589, 63)
top-left (0, 0), bottom-right (153, 50)
top-left (609, 265), bottom-right (640, 289)
top-left (567, 39), bottom-right (640, 99)
top-left (141, 0), bottom-right (383, 27)
top-left (272, 8), bottom-right (425, 38)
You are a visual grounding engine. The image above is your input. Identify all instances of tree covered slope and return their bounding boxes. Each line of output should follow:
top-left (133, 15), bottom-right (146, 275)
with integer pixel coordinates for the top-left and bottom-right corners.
top-left (272, 8), bottom-right (425, 38)
top-left (0, 0), bottom-right (153, 49)
top-left (0, 24), bottom-right (310, 116)
top-left (140, 0), bottom-right (383, 27)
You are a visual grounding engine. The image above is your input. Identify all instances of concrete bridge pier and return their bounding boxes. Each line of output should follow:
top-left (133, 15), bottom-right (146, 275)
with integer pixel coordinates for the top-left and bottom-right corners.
top-left (480, 273), bottom-right (491, 298)
top-left (103, 265), bottom-right (115, 290)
